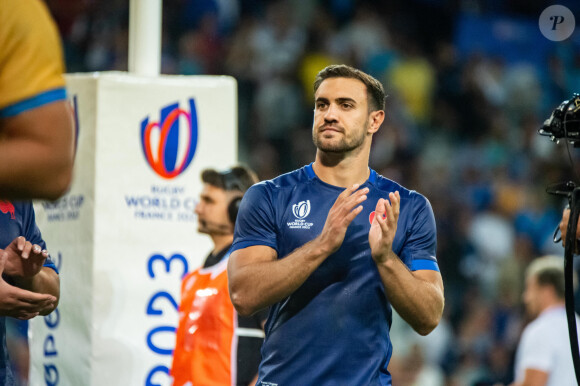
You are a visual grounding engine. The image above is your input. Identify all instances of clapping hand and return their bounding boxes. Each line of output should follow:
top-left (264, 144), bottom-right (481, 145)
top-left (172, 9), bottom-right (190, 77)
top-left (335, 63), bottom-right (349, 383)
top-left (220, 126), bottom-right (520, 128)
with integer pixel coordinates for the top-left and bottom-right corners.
top-left (0, 242), bottom-right (56, 319)
top-left (369, 191), bottom-right (400, 264)
top-left (2, 236), bottom-right (48, 278)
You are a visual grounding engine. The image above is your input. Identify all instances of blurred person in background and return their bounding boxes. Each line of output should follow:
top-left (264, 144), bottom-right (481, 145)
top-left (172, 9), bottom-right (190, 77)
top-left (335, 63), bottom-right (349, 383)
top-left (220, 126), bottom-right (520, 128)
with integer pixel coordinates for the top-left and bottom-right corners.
top-left (171, 165), bottom-right (266, 386)
top-left (388, 342), bottom-right (445, 386)
top-left (227, 64), bottom-right (444, 385)
top-left (559, 207), bottom-right (580, 251)
top-left (0, 0), bottom-right (75, 200)
top-left (510, 255), bottom-right (579, 386)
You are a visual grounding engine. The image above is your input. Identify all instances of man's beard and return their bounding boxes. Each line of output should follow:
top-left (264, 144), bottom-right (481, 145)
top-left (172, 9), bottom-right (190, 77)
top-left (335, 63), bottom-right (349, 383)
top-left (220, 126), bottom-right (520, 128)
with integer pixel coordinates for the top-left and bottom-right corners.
top-left (197, 221), bottom-right (212, 235)
top-left (197, 219), bottom-right (232, 236)
top-left (312, 120), bottom-right (368, 153)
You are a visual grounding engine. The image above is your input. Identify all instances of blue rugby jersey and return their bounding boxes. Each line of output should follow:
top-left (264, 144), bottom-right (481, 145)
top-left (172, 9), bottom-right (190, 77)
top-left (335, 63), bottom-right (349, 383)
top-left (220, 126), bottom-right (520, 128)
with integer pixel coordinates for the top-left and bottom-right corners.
top-left (0, 200), bottom-right (57, 384)
top-left (232, 163), bottom-right (439, 386)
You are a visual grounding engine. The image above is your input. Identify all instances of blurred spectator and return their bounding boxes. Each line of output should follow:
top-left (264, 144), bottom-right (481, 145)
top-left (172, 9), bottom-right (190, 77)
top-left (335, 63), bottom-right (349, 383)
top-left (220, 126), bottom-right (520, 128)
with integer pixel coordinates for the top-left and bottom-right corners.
top-left (389, 343), bottom-right (446, 386)
top-left (171, 166), bottom-right (265, 386)
top-left (511, 255), bottom-right (579, 385)
top-left (388, 36), bottom-right (436, 123)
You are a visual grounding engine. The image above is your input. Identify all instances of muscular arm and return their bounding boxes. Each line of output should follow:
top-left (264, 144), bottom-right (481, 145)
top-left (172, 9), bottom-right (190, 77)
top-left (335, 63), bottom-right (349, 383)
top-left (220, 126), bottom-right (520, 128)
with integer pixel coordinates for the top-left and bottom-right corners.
top-left (377, 257), bottom-right (444, 335)
top-left (228, 184), bottom-right (369, 316)
top-left (11, 267), bottom-right (59, 315)
top-left (370, 192), bottom-right (444, 335)
top-left (228, 240), bottom-right (330, 316)
top-left (0, 100), bottom-right (74, 200)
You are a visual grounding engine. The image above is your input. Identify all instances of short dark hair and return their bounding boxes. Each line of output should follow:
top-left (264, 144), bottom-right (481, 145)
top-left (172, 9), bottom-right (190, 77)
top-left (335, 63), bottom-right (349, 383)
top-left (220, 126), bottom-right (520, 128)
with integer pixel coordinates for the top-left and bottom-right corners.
top-left (313, 64), bottom-right (386, 112)
top-left (536, 268), bottom-right (565, 299)
top-left (526, 255), bottom-right (569, 299)
top-left (201, 165), bottom-right (258, 193)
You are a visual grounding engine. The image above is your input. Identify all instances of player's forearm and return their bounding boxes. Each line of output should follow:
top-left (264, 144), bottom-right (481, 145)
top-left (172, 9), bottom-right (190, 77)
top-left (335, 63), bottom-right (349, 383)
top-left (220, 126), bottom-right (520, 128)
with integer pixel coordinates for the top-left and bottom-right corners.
top-left (376, 254), bottom-right (444, 335)
top-left (11, 267), bottom-right (60, 315)
top-left (228, 238), bottom-right (331, 316)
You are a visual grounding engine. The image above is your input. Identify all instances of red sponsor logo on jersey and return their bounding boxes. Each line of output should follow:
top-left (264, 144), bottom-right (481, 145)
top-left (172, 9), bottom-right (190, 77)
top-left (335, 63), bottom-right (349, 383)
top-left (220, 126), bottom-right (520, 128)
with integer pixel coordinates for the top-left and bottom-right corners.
top-left (0, 200), bottom-right (15, 220)
top-left (369, 211), bottom-right (386, 224)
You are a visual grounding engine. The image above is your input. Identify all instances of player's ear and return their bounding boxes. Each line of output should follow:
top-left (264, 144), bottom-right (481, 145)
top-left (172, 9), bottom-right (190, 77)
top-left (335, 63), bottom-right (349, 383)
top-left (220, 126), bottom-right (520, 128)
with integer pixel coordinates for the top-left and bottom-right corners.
top-left (368, 110), bottom-right (384, 134)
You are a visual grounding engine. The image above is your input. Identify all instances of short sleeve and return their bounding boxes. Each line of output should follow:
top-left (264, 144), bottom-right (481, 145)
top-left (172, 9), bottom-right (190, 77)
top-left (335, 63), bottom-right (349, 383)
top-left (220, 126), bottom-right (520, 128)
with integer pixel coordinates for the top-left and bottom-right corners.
top-left (517, 325), bottom-right (554, 372)
top-left (401, 193), bottom-right (439, 272)
top-left (232, 182), bottom-right (279, 253)
top-left (0, 0), bottom-right (67, 116)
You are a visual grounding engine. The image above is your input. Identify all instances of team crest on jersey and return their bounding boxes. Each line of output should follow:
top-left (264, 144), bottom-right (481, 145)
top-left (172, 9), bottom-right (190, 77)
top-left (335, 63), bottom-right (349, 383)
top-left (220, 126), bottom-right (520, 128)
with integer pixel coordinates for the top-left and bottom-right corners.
top-left (0, 200), bottom-right (15, 220)
top-left (287, 200), bottom-right (314, 229)
top-left (369, 211), bottom-right (386, 224)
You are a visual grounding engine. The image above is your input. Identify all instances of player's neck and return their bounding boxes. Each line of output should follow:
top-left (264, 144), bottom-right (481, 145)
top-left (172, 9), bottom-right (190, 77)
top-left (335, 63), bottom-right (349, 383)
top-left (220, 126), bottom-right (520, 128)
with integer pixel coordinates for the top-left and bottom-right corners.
top-left (313, 153), bottom-right (370, 188)
top-left (211, 234), bottom-right (234, 255)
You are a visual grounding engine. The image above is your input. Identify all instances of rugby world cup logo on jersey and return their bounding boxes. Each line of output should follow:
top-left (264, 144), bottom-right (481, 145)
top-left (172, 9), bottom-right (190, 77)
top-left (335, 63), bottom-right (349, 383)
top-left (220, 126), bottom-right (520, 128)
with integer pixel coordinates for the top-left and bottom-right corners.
top-left (292, 200), bottom-right (311, 219)
top-left (140, 99), bottom-right (198, 179)
top-left (287, 200), bottom-right (314, 229)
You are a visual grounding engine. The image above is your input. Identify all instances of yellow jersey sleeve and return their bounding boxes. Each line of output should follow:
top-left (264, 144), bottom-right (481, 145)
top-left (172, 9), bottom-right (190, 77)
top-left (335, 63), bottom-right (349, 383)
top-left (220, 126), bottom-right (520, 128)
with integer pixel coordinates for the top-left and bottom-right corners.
top-left (0, 0), bottom-right (67, 117)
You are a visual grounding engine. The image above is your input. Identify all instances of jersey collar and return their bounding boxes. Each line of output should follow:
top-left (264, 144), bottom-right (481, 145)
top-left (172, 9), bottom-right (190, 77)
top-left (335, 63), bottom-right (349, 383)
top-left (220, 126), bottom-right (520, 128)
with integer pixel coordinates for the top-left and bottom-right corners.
top-left (305, 163), bottom-right (377, 185)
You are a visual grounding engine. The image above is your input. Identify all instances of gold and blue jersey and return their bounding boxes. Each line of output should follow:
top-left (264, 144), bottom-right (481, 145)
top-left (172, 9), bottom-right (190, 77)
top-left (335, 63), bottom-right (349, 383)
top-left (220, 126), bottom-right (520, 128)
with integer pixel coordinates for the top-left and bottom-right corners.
top-left (0, 0), bottom-right (67, 118)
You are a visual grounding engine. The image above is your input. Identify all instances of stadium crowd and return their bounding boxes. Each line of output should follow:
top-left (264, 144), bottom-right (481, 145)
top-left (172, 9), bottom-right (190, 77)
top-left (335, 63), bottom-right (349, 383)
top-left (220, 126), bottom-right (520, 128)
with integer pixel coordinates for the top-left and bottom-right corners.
top-left (20, 0), bottom-right (580, 384)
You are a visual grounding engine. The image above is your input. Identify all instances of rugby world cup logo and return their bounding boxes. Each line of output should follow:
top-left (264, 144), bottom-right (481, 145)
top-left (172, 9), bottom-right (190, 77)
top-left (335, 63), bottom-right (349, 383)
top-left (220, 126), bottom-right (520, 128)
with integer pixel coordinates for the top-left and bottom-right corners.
top-left (292, 200), bottom-right (311, 219)
top-left (140, 99), bottom-right (198, 179)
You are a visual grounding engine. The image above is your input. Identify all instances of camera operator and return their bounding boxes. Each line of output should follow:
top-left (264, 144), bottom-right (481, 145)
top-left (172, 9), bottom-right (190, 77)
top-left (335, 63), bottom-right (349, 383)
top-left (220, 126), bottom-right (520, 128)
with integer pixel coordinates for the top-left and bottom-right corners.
top-left (559, 208), bottom-right (580, 250)
top-left (531, 93), bottom-right (580, 385)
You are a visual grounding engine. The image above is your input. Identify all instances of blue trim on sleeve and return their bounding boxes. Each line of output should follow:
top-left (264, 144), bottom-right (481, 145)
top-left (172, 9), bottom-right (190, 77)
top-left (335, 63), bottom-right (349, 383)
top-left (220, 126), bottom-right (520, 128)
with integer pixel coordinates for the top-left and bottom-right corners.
top-left (43, 260), bottom-right (59, 274)
top-left (0, 88), bottom-right (67, 118)
top-left (410, 259), bottom-right (439, 272)
top-left (232, 240), bottom-right (278, 253)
